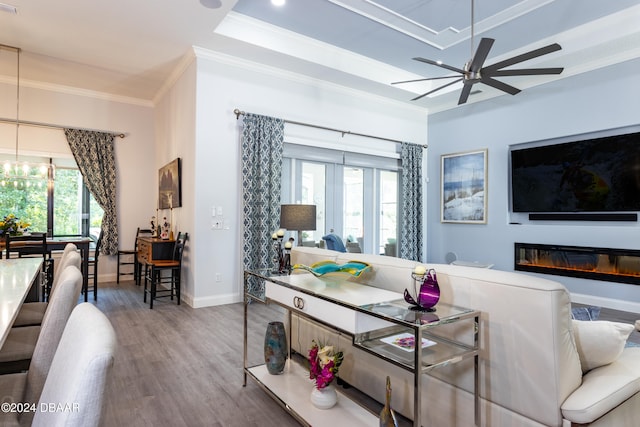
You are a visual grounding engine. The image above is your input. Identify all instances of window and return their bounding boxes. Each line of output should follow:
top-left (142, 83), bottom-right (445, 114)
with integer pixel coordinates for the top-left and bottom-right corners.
top-left (300, 162), bottom-right (326, 243)
top-left (379, 170), bottom-right (398, 256)
top-left (0, 155), bottom-right (102, 238)
top-left (343, 167), bottom-right (363, 242)
top-left (283, 144), bottom-right (399, 255)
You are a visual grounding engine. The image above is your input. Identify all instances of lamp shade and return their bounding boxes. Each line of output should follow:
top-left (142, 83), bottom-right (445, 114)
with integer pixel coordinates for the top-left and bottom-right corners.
top-left (280, 204), bottom-right (317, 231)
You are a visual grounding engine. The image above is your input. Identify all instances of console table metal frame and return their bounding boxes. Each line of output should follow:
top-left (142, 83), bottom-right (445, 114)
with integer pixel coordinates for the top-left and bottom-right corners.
top-left (243, 270), bottom-right (480, 427)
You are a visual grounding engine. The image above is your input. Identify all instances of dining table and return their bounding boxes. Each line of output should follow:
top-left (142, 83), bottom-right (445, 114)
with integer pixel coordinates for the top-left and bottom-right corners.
top-left (1, 236), bottom-right (92, 302)
top-left (0, 258), bottom-right (42, 348)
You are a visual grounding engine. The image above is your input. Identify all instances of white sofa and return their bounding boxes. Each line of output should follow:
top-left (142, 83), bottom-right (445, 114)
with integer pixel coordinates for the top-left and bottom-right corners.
top-left (289, 247), bottom-right (640, 427)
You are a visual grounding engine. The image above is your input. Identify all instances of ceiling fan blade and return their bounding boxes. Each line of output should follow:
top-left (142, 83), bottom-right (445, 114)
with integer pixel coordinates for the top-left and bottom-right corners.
top-left (413, 57), bottom-right (466, 75)
top-left (483, 43), bottom-right (562, 72)
top-left (481, 76), bottom-right (521, 95)
top-left (457, 83), bottom-right (474, 105)
top-left (469, 38), bottom-right (494, 72)
top-left (391, 75), bottom-right (463, 85)
top-left (412, 78), bottom-right (463, 101)
top-left (485, 67), bottom-right (564, 77)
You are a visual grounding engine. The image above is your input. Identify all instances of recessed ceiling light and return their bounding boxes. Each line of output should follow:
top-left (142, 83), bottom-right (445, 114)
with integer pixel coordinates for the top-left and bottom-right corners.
top-left (272, 0), bottom-right (286, 6)
top-left (0, 2), bottom-right (17, 14)
top-left (200, 0), bottom-right (222, 9)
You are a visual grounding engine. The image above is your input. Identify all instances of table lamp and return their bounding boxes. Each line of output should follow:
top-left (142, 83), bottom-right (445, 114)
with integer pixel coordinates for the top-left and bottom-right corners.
top-left (280, 204), bottom-right (317, 246)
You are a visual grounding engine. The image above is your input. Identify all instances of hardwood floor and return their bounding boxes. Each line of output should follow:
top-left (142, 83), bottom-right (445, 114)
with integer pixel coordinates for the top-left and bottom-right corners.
top-left (91, 280), bottom-right (300, 427)
top-left (89, 280), bottom-right (640, 426)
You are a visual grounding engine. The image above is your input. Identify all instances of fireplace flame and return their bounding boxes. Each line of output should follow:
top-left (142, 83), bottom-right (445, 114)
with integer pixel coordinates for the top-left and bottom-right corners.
top-left (515, 243), bottom-right (640, 284)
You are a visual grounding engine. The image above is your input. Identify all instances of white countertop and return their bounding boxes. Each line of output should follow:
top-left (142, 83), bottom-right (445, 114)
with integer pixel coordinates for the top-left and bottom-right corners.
top-left (0, 258), bottom-right (42, 347)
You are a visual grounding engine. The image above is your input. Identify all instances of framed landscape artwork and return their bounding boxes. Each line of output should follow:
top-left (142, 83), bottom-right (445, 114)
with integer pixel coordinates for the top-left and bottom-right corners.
top-left (158, 158), bottom-right (182, 209)
top-left (441, 149), bottom-right (487, 224)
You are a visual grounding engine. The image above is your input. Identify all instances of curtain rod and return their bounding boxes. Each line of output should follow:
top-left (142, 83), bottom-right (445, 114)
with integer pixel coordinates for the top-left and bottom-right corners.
top-left (233, 109), bottom-right (426, 148)
top-left (0, 117), bottom-right (126, 138)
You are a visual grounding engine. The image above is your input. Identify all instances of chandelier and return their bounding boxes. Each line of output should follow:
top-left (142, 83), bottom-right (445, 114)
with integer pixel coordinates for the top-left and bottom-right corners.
top-left (1, 44), bottom-right (54, 188)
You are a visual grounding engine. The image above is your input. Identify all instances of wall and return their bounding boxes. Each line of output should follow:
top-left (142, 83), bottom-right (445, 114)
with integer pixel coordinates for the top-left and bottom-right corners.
top-left (427, 58), bottom-right (640, 312)
top-left (170, 48), bottom-right (429, 308)
top-left (153, 59), bottom-right (197, 303)
top-left (0, 80), bottom-right (156, 281)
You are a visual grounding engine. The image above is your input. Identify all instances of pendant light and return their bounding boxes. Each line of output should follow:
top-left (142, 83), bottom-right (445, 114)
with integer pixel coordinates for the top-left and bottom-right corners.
top-left (1, 44), bottom-right (54, 188)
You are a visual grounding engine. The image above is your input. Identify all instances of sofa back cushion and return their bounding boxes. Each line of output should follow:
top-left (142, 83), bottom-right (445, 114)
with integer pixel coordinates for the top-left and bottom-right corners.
top-left (291, 246), bottom-right (339, 267)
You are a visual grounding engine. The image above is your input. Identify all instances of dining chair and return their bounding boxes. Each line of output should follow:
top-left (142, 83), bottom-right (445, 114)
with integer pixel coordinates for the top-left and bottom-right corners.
top-left (12, 249), bottom-right (81, 328)
top-left (86, 229), bottom-right (103, 301)
top-left (0, 264), bottom-right (83, 375)
top-left (0, 303), bottom-right (116, 427)
top-left (5, 233), bottom-right (53, 300)
top-left (52, 243), bottom-right (79, 286)
top-left (144, 232), bottom-right (188, 309)
top-left (116, 227), bottom-right (152, 284)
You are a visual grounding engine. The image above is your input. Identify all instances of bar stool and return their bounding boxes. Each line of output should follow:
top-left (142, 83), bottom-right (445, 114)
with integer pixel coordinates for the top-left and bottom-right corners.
top-left (144, 232), bottom-right (188, 309)
top-left (117, 227), bottom-right (152, 284)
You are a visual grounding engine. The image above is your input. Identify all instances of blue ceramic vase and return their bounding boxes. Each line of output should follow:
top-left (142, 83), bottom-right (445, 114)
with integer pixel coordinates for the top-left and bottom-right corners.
top-left (264, 321), bottom-right (287, 374)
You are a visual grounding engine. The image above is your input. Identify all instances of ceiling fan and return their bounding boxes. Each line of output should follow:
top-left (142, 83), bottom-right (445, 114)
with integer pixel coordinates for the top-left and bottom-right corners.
top-left (392, 1), bottom-right (564, 105)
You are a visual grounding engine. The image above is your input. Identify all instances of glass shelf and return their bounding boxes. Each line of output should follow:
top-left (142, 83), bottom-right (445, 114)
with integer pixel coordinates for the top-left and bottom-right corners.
top-left (354, 324), bottom-right (477, 372)
top-left (359, 298), bottom-right (477, 327)
top-left (354, 299), bottom-right (478, 371)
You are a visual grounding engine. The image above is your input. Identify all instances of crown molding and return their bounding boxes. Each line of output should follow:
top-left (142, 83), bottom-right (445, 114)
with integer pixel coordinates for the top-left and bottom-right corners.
top-left (328, 0), bottom-right (556, 49)
top-left (192, 45), bottom-right (428, 115)
top-left (152, 48), bottom-right (197, 105)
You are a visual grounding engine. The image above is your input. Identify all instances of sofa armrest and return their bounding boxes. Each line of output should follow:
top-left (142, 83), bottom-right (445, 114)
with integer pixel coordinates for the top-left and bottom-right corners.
top-left (561, 347), bottom-right (640, 424)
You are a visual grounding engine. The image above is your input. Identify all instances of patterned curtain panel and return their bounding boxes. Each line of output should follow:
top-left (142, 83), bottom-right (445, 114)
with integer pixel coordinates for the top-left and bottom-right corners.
top-left (241, 113), bottom-right (284, 296)
top-left (399, 142), bottom-right (424, 261)
top-left (64, 129), bottom-right (118, 255)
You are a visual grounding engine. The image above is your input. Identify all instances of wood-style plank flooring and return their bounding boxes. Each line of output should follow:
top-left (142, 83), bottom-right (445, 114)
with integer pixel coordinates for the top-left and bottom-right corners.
top-left (88, 280), bottom-right (640, 426)
top-left (91, 280), bottom-right (300, 427)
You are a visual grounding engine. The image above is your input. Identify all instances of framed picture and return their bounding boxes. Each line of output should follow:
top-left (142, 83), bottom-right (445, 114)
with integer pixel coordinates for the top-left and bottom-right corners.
top-left (158, 158), bottom-right (181, 209)
top-left (441, 149), bottom-right (487, 223)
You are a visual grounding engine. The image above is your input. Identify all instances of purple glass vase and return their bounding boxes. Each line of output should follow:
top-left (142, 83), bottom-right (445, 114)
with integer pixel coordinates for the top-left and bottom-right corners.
top-left (404, 269), bottom-right (440, 311)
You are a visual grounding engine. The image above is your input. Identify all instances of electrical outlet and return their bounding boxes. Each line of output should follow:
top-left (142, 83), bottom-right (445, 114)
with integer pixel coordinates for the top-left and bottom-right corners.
top-left (215, 273), bottom-right (222, 282)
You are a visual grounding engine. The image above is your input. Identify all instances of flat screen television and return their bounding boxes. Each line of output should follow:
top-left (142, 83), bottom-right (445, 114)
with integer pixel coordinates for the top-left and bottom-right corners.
top-left (510, 129), bottom-right (640, 213)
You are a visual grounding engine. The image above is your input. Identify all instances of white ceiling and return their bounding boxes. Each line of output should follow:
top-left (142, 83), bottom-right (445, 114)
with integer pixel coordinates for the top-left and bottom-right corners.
top-left (0, 0), bottom-right (638, 111)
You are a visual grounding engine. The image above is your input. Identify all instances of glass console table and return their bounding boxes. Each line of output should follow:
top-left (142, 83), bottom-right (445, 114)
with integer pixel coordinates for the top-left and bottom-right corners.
top-left (243, 269), bottom-right (480, 426)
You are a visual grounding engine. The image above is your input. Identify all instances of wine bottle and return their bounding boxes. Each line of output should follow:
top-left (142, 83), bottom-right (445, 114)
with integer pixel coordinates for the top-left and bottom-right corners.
top-left (380, 376), bottom-right (399, 427)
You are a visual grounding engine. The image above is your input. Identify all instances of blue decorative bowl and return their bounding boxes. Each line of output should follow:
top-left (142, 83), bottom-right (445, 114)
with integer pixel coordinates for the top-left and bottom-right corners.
top-left (292, 260), bottom-right (371, 277)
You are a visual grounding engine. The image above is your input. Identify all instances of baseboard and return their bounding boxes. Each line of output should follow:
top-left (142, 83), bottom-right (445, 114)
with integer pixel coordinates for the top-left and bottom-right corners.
top-left (571, 293), bottom-right (640, 314)
top-left (190, 292), bottom-right (242, 308)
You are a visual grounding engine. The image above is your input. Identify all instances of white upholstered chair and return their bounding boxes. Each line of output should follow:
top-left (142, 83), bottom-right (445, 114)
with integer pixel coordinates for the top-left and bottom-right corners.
top-left (32, 303), bottom-right (116, 427)
top-left (0, 303), bottom-right (116, 427)
top-left (13, 244), bottom-right (80, 328)
top-left (0, 264), bottom-right (83, 375)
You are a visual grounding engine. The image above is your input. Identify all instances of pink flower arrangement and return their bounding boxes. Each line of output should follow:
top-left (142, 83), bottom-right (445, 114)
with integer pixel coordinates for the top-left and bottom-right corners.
top-left (308, 340), bottom-right (343, 389)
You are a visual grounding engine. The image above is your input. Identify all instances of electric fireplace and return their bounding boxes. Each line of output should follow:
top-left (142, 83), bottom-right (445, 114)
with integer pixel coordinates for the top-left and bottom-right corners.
top-left (514, 243), bottom-right (640, 285)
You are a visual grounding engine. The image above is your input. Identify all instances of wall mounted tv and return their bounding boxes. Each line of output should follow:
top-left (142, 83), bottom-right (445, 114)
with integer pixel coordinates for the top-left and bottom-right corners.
top-left (510, 129), bottom-right (640, 214)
